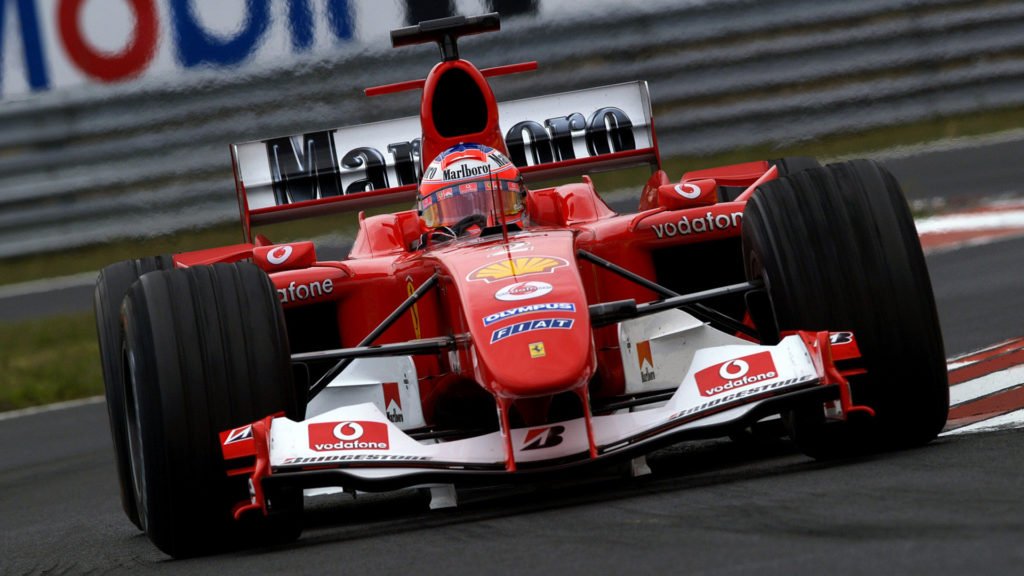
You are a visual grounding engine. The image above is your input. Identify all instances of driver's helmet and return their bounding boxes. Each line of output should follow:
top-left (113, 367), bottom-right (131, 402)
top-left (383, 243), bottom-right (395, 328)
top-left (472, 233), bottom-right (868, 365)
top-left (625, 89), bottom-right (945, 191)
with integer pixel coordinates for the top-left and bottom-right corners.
top-left (417, 143), bottom-right (526, 232)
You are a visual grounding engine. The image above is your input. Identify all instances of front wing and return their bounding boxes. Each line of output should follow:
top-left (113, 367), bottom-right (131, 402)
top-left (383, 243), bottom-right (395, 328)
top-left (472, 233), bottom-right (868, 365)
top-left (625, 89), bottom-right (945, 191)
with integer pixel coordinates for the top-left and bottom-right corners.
top-left (223, 332), bottom-right (866, 515)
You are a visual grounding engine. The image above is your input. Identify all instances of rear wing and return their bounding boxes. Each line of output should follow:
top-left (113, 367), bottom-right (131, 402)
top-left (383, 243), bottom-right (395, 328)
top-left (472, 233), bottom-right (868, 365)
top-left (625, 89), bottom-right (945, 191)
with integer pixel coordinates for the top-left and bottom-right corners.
top-left (231, 81), bottom-right (657, 239)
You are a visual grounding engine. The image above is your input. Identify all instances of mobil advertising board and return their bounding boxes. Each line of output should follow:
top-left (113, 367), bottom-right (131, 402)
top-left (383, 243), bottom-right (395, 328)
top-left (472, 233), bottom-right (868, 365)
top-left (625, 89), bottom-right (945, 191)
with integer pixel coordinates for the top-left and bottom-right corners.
top-left (0, 0), bottom-right (669, 100)
top-left (0, 0), bottom-right (369, 98)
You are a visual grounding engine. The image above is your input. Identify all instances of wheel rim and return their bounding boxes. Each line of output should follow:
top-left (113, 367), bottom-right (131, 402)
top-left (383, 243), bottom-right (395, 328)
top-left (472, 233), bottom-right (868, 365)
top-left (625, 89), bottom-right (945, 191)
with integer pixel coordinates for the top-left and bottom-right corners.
top-left (122, 343), bottom-right (148, 531)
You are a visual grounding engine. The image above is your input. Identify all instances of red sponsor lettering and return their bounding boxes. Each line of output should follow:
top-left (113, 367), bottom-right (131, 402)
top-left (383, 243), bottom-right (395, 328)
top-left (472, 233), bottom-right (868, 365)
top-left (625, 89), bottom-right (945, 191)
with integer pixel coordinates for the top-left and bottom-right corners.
top-left (58, 0), bottom-right (159, 82)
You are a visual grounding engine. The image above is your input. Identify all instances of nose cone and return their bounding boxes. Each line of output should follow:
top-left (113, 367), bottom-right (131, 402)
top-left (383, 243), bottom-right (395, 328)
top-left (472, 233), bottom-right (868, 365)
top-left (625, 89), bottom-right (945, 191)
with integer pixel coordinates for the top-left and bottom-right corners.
top-left (480, 308), bottom-right (593, 398)
top-left (435, 232), bottom-right (596, 398)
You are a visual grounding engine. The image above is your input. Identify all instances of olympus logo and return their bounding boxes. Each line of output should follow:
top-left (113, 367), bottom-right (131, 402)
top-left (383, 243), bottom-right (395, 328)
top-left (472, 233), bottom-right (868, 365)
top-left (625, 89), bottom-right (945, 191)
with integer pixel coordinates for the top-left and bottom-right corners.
top-left (483, 303), bottom-right (576, 326)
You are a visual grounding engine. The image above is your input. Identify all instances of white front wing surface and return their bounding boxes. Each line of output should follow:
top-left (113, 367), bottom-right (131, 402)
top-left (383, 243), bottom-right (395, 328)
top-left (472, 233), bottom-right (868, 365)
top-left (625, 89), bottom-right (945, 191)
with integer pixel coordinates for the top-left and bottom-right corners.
top-left (264, 335), bottom-right (826, 482)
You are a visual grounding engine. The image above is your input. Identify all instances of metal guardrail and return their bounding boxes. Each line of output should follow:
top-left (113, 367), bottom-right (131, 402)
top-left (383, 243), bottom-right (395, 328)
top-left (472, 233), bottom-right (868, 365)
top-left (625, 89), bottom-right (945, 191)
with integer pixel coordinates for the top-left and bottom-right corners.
top-left (1, 0), bottom-right (1022, 258)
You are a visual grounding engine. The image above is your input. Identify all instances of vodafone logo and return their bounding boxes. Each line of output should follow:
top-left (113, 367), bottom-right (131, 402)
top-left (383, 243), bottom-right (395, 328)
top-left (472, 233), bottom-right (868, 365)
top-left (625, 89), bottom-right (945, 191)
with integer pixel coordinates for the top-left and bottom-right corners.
top-left (495, 281), bottom-right (553, 302)
top-left (332, 422), bottom-right (364, 441)
top-left (308, 421), bottom-right (389, 451)
top-left (277, 279), bottom-right (333, 304)
top-left (719, 359), bottom-right (749, 379)
top-left (695, 351), bottom-right (778, 397)
top-left (674, 183), bottom-right (702, 199)
top-left (267, 245), bottom-right (293, 265)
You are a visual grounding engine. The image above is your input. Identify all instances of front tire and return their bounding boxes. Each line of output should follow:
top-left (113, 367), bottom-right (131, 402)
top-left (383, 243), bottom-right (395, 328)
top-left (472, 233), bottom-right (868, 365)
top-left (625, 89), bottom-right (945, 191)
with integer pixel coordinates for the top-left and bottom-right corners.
top-left (94, 255), bottom-right (173, 528)
top-left (122, 262), bottom-right (304, 557)
top-left (742, 160), bottom-right (948, 458)
top-left (769, 156), bottom-right (821, 177)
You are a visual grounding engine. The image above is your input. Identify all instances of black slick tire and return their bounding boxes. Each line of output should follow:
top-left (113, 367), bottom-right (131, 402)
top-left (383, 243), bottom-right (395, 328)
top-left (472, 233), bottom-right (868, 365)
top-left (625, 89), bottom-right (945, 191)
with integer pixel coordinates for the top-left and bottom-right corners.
top-left (122, 262), bottom-right (304, 558)
top-left (769, 156), bottom-right (821, 177)
top-left (94, 255), bottom-right (173, 528)
top-left (742, 160), bottom-right (948, 458)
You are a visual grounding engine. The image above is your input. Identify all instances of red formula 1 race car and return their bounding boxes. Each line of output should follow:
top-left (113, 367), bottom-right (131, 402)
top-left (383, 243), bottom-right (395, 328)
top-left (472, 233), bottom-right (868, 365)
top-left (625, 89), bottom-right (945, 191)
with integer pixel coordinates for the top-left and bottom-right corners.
top-left (94, 14), bottom-right (948, 558)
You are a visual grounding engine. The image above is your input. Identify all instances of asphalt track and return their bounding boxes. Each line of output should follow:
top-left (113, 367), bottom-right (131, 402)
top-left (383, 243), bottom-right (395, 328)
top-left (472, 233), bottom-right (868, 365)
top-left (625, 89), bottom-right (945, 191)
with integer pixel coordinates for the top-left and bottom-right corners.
top-left (2, 138), bottom-right (1024, 574)
top-left (0, 233), bottom-right (1022, 574)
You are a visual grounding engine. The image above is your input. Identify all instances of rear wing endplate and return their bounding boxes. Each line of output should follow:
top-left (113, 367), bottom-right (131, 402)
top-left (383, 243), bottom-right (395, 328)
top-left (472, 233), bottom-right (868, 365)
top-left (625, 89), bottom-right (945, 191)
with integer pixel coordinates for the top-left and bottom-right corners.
top-left (231, 81), bottom-right (657, 239)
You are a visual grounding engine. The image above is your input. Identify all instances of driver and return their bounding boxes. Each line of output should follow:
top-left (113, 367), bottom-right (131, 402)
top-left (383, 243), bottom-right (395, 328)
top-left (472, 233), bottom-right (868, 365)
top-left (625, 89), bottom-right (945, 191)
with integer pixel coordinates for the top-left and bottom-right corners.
top-left (417, 144), bottom-right (526, 238)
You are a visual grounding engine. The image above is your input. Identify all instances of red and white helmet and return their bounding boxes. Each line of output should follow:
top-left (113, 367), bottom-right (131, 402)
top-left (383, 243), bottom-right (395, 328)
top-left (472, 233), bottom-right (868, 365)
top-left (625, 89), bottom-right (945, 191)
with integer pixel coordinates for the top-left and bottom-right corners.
top-left (417, 144), bottom-right (526, 232)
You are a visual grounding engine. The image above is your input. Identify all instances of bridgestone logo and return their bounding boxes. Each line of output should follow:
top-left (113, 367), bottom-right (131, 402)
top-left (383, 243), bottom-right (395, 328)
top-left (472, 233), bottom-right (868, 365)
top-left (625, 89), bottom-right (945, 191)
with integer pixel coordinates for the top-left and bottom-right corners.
top-left (652, 211), bottom-right (742, 239)
top-left (670, 378), bottom-right (801, 421)
top-left (443, 164), bottom-right (490, 181)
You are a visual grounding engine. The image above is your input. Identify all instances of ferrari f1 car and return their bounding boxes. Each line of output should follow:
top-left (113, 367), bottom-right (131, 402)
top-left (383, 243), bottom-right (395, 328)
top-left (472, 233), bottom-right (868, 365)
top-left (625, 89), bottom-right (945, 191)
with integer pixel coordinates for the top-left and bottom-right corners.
top-left (94, 14), bottom-right (949, 558)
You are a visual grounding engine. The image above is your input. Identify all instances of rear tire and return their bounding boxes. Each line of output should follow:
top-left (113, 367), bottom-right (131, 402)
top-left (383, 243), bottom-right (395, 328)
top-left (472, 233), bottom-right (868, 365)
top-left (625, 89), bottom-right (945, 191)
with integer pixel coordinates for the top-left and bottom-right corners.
top-left (742, 160), bottom-right (948, 459)
top-left (94, 255), bottom-right (173, 528)
top-left (122, 262), bottom-right (304, 557)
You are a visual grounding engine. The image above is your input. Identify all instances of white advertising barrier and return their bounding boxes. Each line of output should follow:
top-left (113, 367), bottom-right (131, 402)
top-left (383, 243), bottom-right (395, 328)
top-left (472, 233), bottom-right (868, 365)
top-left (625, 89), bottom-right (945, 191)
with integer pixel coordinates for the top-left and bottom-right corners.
top-left (0, 0), bottom-right (686, 99)
top-left (2, 0), bottom-right (375, 99)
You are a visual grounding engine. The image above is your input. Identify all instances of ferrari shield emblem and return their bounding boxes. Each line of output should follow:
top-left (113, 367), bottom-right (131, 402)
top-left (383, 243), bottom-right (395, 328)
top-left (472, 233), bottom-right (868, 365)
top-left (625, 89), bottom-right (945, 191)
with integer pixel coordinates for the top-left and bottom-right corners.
top-left (529, 342), bottom-right (546, 358)
top-left (467, 256), bottom-right (568, 282)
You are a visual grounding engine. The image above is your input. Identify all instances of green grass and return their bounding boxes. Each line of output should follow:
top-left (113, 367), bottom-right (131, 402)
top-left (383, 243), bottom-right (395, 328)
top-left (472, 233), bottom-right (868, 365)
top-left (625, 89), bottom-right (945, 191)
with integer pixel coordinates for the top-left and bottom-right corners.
top-left (0, 312), bottom-right (101, 412)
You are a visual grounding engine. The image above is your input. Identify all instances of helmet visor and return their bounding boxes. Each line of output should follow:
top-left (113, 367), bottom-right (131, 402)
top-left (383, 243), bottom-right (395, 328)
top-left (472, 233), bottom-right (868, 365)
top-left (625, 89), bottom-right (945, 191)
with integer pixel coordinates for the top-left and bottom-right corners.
top-left (419, 179), bottom-right (524, 229)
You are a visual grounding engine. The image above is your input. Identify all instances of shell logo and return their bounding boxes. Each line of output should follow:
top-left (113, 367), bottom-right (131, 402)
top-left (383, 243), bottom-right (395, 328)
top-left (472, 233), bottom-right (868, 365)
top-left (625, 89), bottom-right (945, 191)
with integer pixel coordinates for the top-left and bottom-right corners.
top-left (467, 256), bottom-right (569, 283)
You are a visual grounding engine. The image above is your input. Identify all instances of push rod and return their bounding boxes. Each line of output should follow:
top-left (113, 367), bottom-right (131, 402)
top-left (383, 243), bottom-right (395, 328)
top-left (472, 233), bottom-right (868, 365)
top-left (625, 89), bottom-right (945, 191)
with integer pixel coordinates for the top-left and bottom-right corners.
top-left (308, 272), bottom-right (440, 400)
top-left (576, 249), bottom-right (760, 338)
